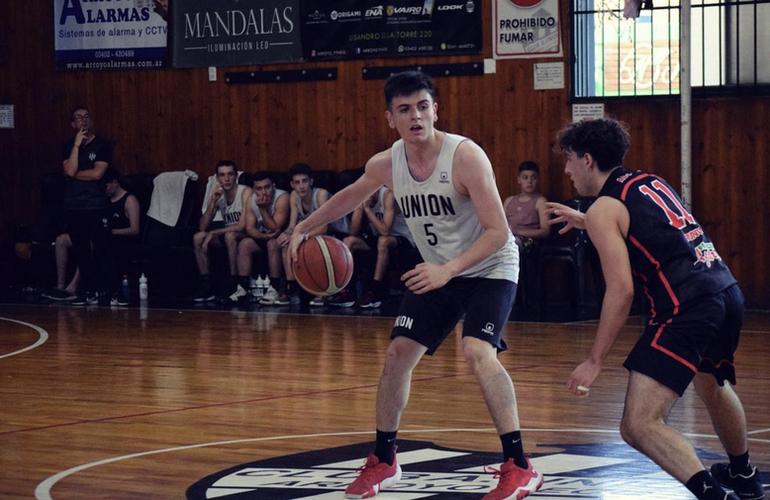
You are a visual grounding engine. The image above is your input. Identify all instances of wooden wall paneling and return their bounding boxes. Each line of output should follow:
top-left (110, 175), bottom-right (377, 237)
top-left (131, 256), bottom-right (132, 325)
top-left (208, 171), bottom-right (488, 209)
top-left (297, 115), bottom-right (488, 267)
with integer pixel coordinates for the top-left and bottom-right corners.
top-left (1, 1), bottom-right (769, 308)
top-left (247, 82), bottom-right (266, 172)
top-left (748, 100), bottom-right (770, 304)
top-left (692, 98), bottom-right (770, 306)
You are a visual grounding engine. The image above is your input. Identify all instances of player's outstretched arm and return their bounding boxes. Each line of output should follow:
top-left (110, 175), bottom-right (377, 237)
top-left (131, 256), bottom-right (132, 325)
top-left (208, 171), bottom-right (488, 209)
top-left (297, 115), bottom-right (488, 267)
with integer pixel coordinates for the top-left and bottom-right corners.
top-left (567, 197), bottom-right (634, 394)
top-left (290, 152), bottom-right (391, 261)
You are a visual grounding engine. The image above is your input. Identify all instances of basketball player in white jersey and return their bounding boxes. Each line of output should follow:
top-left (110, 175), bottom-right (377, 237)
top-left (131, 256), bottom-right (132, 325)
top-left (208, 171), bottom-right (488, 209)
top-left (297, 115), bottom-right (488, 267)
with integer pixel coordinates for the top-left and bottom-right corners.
top-left (229, 171), bottom-right (290, 303)
top-left (193, 160), bottom-right (252, 302)
top-left (289, 71), bottom-right (542, 499)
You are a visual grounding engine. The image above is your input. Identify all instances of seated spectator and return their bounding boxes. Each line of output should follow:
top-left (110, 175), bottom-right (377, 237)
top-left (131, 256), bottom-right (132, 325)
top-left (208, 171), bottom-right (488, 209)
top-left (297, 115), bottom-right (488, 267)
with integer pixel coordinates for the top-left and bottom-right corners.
top-left (273, 163), bottom-right (348, 306)
top-left (229, 172), bottom-right (290, 303)
top-left (44, 166), bottom-right (140, 301)
top-left (503, 161), bottom-right (550, 311)
top-left (104, 166), bottom-right (141, 242)
top-left (503, 161), bottom-right (550, 249)
top-left (327, 186), bottom-right (415, 308)
top-left (192, 160), bottom-right (253, 302)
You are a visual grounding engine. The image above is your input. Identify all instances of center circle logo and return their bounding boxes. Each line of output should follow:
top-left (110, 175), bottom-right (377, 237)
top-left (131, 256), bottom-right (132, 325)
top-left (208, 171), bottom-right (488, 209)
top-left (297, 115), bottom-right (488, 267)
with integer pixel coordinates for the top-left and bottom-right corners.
top-left (186, 439), bottom-right (728, 499)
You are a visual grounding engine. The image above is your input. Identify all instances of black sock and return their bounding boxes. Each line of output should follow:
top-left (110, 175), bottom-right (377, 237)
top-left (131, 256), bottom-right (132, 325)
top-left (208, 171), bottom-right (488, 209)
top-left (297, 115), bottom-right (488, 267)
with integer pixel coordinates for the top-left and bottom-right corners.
top-left (374, 429), bottom-right (398, 465)
top-left (238, 276), bottom-right (249, 288)
top-left (686, 470), bottom-right (728, 500)
top-left (374, 279), bottom-right (387, 294)
top-left (500, 431), bottom-right (527, 469)
top-left (286, 280), bottom-right (296, 294)
top-left (728, 451), bottom-right (751, 474)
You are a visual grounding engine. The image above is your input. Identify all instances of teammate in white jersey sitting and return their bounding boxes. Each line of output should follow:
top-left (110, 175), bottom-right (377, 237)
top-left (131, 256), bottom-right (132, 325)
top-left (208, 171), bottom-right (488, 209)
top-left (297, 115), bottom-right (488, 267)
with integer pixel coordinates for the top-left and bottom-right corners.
top-left (327, 186), bottom-right (415, 309)
top-left (192, 160), bottom-right (252, 302)
top-left (229, 171), bottom-right (290, 303)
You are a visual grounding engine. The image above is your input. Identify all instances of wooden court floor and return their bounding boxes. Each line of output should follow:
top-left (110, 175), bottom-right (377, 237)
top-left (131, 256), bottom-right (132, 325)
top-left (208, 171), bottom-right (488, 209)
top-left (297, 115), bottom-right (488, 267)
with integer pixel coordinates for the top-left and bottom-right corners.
top-left (0, 303), bottom-right (768, 499)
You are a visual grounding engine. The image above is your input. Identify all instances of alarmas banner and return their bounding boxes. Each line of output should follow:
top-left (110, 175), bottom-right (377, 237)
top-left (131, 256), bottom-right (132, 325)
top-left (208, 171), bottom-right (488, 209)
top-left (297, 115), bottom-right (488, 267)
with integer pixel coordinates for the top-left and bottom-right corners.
top-left (54, 0), bottom-right (168, 70)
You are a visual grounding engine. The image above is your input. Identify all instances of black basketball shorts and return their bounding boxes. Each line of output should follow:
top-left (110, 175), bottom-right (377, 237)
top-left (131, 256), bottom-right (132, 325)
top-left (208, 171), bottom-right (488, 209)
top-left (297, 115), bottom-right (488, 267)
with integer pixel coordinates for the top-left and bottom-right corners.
top-left (391, 277), bottom-right (517, 355)
top-left (624, 284), bottom-right (743, 396)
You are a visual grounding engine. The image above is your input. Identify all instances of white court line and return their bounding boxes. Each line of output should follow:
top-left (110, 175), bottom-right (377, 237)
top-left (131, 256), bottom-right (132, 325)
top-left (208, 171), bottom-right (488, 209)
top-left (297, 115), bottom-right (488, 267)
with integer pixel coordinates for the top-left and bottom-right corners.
top-left (35, 425), bottom-right (770, 499)
top-left (0, 317), bottom-right (49, 359)
top-left (749, 428), bottom-right (770, 436)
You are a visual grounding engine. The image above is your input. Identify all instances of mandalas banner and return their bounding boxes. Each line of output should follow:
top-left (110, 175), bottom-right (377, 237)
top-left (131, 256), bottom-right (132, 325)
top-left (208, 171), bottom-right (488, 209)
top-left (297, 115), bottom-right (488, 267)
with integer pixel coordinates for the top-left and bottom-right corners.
top-left (170, 0), bottom-right (302, 68)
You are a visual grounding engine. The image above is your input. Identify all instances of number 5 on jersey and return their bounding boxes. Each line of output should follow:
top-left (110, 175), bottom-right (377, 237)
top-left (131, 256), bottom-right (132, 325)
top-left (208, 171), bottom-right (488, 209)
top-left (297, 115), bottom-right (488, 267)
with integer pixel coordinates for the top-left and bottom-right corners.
top-left (424, 223), bottom-right (438, 246)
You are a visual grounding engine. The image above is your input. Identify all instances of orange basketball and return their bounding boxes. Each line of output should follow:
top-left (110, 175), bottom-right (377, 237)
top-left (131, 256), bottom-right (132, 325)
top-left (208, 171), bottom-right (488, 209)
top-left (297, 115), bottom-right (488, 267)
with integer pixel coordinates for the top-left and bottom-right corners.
top-left (293, 235), bottom-right (354, 296)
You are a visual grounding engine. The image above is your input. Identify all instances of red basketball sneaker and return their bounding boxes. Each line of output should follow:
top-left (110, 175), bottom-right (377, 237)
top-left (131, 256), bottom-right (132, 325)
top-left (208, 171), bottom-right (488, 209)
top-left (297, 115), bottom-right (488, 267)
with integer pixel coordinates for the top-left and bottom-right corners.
top-left (482, 458), bottom-right (544, 500)
top-left (344, 450), bottom-right (402, 498)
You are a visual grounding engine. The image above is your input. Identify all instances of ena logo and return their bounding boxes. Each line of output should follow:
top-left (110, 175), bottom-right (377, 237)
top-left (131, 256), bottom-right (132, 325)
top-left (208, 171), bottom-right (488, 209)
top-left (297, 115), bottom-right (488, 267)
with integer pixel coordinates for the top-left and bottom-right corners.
top-left (186, 439), bottom-right (727, 499)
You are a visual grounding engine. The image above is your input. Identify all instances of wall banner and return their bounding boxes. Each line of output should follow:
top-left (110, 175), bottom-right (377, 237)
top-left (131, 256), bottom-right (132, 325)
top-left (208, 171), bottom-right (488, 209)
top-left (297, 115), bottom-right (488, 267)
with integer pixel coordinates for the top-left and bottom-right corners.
top-left (493, 0), bottom-right (562, 59)
top-left (54, 0), bottom-right (168, 71)
top-left (301, 0), bottom-right (482, 61)
top-left (170, 0), bottom-right (302, 68)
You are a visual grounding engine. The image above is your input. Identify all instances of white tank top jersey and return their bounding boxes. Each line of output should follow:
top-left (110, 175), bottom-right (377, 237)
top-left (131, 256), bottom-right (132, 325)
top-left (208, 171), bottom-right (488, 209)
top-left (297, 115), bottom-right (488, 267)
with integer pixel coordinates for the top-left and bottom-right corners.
top-left (390, 133), bottom-right (519, 282)
top-left (216, 184), bottom-right (247, 227)
top-left (369, 186), bottom-right (415, 245)
top-left (297, 187), bottom-right (349, 235)
top-left (250, 188), bottom-right (288, 233)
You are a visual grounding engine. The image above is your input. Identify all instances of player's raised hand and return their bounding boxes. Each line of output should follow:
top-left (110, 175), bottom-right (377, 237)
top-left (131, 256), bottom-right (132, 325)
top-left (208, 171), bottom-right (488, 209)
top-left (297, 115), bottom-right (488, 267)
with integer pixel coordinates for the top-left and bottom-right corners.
top-left (545, 202), bottom-right (586, 233)
top-left (211, 185), bottom-right (224, 203)
top-left (74, 126), bottom-right (88, 147)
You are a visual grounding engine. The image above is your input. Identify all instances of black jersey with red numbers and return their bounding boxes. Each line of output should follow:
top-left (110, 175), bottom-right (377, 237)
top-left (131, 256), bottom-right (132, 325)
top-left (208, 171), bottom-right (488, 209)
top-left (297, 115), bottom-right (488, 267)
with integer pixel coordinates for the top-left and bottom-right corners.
top-left (597, 168), bottom-right (736, 321)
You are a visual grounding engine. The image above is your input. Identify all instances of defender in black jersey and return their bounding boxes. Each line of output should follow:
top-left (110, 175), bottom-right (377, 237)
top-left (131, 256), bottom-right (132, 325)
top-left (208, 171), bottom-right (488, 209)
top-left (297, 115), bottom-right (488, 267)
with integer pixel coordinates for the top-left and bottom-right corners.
top-left (548, 118), bottom-right (764, 500)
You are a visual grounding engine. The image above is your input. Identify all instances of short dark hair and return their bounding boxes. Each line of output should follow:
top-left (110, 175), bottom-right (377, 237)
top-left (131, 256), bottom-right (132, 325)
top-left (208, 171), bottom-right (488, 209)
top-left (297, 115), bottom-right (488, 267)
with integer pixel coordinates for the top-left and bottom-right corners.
top-left (556, 118), bottom-right (631, 172)
top-left (71, 106), bottom-right (89, 120)
top-left (103, 166), bottom-right (120, 184)
top-left (384, 71), bottom-right (437, 110)
top-left (518, 161), bottom-right (539, 173)
top-left (215, 160), bottom-right (239, 174)
top-left (252, 171), bottom-right (273, 183)
top-left (288, 162), bottom-right (312, 178)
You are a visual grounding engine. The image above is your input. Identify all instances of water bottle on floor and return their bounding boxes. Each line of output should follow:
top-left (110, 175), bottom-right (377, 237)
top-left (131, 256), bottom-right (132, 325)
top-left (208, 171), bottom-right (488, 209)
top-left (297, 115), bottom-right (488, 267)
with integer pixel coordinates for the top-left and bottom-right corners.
top-left (139, 273), bottom-right (149, 300)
